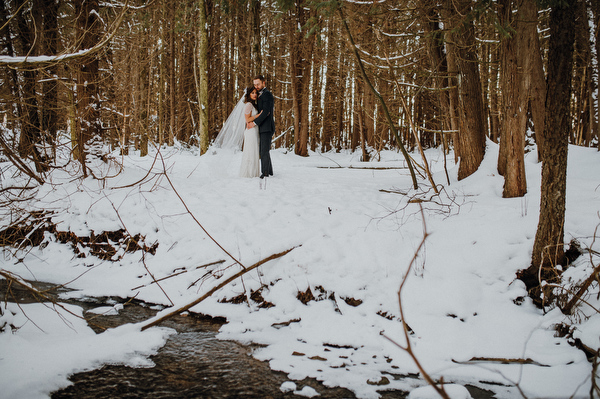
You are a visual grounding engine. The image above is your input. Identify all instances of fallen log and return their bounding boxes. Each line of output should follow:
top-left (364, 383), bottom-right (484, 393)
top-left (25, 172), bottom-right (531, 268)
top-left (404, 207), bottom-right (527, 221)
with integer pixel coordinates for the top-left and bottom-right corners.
top-left (452, 357), bottom-right (550, 367)
top-left (140, 246), bottom-right (299, 331)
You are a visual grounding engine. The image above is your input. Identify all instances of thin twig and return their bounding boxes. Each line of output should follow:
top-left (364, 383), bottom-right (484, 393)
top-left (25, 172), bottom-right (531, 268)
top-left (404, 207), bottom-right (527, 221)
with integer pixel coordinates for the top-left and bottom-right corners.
top-left (154, 145), bottom-right (246, 269)
top-left (381, 204), bottom-right (450, 399)
top-left (0, 270), bottom-right (84, 332)
top-left (107, 196), bottom-right (174, 306)
top-left (337, 5), bottom-right (418, 190)
top-left (131, 259), bottom-right (226, 290)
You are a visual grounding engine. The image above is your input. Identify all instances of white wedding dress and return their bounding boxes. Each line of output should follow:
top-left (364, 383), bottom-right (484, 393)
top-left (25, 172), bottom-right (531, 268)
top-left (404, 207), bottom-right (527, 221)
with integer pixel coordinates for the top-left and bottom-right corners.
top-left (239, 103), bottom-right (260, 178)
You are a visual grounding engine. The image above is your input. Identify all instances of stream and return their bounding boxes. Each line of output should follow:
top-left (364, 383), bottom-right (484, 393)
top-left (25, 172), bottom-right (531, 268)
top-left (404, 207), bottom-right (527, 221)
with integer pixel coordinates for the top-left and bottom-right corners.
top-left (2, 280), bottom-right (495, 398)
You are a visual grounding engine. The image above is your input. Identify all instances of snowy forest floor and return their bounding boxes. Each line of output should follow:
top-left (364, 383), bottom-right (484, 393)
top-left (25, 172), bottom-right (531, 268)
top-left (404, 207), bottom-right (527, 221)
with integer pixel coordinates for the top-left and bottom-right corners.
top-left (1, 140), bottom-right (599, 399)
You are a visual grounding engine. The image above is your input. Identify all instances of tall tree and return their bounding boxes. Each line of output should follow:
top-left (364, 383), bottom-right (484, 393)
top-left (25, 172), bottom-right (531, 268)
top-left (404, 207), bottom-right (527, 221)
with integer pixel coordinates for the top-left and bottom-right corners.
top-left (289, 3), bottom-right (315, 157)
top-left (422, 4), bottom-right (453, 153)
top-left (442, 0), bottom-right (487, 180)
top-left (529, 8), bottom-right (547, 161)
top-left (497, 0), bottom-right (538, 198)
top-left (13, 2), bottom-right (46, 172)
top-left (197, 0), bottom-right (209, 154)
top-left (73, 0), bottom-right (102, 175)
top-left (521, 0), bottom-right (575, 304)
top-left (571, 0), bottom-right (594, 147)
top-left (321, 19), bottom-right (342, 153)
top-left (39, 0), bottom-right (59, 157)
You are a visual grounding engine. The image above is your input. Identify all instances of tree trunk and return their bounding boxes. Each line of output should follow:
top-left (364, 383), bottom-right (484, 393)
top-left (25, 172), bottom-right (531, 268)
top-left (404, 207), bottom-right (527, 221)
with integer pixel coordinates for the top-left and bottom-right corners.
top-left (322, 19), bottom-right (342, 153)
top-left (168, 1), bottom-right (176, 146)
top-left (138, 16), bottom-right (151, 157)
top-left (290, 5), bottom-right (314, 157)
top-left (521, 0), bottom-right (575, 305)
top-left (572, 0), bottom-right (593, 147)
top-left (40, 0), bottom-right (59, 159)
top-left (498, 0), bottom-right (537, 198)
top-left (74, 0), bottom-right (102, 175)
top-left (443, 0), bottom-right (487, 180)
top-left (0, 0), bottom-right (22, 136)
top-left (197, 0), bottom-right (209, 154)
top-left (594, 0), bottom-right (600, 150)
top-left (529, 9), bottom-right (546, 161)
top-left (13, 3), bottom-right (46, 172)
top-left (489, 43), bottom-right (501, 144)
top-left (442, 20), bottom-right (461, 163)
top-left (251, 0), bottom-right (261, 75)
top-left (422, 6), bottom-right (453, 151)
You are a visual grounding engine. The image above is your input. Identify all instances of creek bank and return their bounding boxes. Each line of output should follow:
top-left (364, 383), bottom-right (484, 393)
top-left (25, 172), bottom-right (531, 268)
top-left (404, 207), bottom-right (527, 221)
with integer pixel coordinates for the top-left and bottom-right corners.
top-left (0, 279), bottom-right (364, 398)
top-left (1, 279), bottom-right (496, 398)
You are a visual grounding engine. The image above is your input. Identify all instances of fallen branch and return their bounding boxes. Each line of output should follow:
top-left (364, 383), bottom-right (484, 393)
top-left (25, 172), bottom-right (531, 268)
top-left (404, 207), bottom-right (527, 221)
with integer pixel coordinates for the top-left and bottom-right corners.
top-left (452, 357), bottom-right (550, 367)
top-left (316, 166), bottom-right (408, 170)
top-left (140, 246), bottom-right (299, 331)
top-left (0, 0), bottom-right (131, 67)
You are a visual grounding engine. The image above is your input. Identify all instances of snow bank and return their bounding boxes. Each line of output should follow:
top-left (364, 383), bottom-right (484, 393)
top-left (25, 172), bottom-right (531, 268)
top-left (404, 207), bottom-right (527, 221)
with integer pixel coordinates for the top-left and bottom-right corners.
top-left (1, 142), bottom-right (598, 398)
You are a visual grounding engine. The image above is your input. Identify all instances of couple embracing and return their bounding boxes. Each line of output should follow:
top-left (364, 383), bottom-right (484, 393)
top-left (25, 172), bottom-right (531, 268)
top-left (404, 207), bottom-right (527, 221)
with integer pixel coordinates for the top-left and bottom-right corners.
top-left (215, 75), bottom-right (275, 179)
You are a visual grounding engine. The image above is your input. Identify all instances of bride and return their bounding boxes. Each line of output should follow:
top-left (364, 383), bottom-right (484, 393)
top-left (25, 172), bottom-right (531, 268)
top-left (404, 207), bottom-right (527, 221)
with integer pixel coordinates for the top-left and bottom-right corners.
top-left (213, 87), bottom-right (262, 178)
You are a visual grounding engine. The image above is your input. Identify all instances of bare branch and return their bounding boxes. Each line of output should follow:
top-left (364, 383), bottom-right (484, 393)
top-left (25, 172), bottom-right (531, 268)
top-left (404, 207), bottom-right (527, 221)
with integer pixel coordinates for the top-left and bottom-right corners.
top-left (140, 245), bottom-right (299, 331)
top-left (0, 0), bottom-right (130, 67)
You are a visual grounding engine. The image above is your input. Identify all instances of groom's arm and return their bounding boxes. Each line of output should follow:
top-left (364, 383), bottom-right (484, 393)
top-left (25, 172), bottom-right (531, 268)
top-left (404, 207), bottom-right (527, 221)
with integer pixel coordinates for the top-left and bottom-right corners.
top-left (253, 91), bottom-right (273, 127)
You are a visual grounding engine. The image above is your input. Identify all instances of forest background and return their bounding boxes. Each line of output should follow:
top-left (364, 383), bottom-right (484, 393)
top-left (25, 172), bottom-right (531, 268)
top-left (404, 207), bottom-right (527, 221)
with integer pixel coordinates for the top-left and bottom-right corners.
top-left (1, 0), bottom-right (600, 330)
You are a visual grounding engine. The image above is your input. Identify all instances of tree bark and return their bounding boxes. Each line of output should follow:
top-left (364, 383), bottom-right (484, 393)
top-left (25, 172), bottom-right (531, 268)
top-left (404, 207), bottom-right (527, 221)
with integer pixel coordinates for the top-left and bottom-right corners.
top-left (498, 0), bottom-right (537, 198)
top-left (529, 10), bottom-right (546, 161)
top-left (422, 5), bottom-right (453, 151)
top-left (291, 4), bottom-right (314, 157)
top-left (13, 2), bottom-right (45, 172)
top-left (251, 0), bottom-right (261, 75)
top-left (39, 0), bottom-right (59, 158)
top-left (168, 1), bottom-right (176, 146)
top-left (444, 36), bottom-right (460, 163)
top-left (572, 0), bottom-right (593, 147)
top-left (197, 0), bottom-right (209, 154)
top-left (521, 0), bottom-right (575, 305)
top-left (322, 19), bottom-right (343, 153)
top-left (594, 0), bottom-right (600, 150)
top-left (443, 0), bottom-right (487, 180)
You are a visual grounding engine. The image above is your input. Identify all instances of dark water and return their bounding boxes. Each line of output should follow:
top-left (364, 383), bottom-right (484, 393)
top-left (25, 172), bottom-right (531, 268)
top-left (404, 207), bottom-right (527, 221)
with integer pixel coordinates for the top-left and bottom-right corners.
top-left (2, 280), bottom-right (495, 398)
top-left (53, 307), bottom-right (360, 399)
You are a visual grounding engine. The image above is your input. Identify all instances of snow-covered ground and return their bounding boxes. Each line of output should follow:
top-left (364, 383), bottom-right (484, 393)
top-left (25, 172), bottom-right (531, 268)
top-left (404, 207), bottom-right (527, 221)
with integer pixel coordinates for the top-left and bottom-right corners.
top-left (1, 140), bottom-right (599, 398)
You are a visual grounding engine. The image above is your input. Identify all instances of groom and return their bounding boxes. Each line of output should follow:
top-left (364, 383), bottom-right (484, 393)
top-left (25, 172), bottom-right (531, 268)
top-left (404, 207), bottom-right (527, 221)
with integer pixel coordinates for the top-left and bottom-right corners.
top-left (248, 75), bottom-right (275, 178)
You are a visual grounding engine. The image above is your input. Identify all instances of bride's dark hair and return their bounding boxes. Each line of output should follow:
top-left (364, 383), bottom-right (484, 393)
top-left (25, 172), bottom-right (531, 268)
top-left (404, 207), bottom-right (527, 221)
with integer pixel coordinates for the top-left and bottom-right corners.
top-left (243, 87), bottom-right (258, 109)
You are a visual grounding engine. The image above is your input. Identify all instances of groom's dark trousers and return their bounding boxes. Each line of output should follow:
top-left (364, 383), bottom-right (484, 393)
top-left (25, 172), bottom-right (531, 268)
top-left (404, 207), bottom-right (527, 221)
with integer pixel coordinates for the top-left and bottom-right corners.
top-left (259, 132), bottom-right (274, 176)
top-left (254, 88), bottom-right (275, 176)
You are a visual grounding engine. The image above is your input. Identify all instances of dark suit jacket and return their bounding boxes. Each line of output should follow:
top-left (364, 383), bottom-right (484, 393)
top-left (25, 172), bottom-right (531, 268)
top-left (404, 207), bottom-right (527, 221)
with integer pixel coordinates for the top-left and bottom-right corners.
top-left (254, 88), bottom-right (275, 134)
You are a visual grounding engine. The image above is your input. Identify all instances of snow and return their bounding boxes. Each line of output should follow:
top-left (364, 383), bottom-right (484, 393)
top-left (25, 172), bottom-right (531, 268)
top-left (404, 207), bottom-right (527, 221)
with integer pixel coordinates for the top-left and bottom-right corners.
top-left (408, 384), bottom-right (472, 399)
top-left (1, 140), bottom-right (599, 398)
top-left (0, 302), bottom-right (173, 399)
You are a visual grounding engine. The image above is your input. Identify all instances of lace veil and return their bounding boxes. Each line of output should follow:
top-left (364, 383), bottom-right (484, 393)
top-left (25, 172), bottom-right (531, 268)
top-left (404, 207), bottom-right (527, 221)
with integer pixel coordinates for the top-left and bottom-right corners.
top-left (213, 95), bottom-right (246, 149)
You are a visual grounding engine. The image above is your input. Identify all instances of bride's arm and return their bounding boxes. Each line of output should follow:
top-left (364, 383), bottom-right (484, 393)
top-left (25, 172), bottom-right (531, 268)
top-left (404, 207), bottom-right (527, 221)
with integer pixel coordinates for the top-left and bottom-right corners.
top-left (245, 110), bottom-right (262, 123)
top-left (245, 103), bottom-right (262, 128)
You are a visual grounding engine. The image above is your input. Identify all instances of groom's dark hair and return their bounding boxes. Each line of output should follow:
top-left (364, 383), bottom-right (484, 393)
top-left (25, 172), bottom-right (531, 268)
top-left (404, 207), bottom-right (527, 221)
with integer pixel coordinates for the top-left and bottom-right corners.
top-left (254, 75), bottom-right (265, 82)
